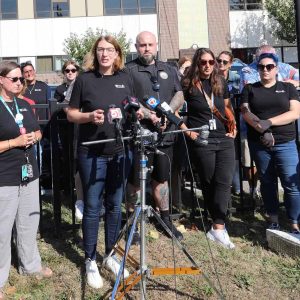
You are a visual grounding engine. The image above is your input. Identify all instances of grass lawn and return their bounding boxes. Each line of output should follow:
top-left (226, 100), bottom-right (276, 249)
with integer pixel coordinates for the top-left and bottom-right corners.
top-left (3, 190), bottom-right (300, 300)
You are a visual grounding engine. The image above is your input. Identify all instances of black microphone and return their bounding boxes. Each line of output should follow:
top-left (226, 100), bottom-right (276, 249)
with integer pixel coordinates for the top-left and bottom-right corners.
top-left (141, 95), bottom-right (183, 127)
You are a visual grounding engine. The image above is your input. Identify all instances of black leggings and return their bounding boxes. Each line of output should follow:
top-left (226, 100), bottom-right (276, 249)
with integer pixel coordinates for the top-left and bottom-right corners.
top-left (190, 137), bottom-right (235, 225)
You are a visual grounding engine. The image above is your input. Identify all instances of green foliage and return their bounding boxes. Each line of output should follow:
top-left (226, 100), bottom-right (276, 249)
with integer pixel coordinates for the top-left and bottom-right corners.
top-left (264, 0), bottom-right (296, 43)
top-left (233, 272), bottom-right (255, 290)
top-left (63, 27), bottom-right (132, 66)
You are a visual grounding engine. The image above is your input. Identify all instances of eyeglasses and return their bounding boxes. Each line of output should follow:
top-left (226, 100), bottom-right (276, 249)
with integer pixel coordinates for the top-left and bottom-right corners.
top-left (200, 60), bottom-right (215, 66)
top-left (217, 59), bottom-right (229, 65)
top-left (257, 64), bottom-right (276, 72)
top-left (64, 68), bottom-right (77, 74)
top-left (97, 47), bottom-right (116, 54)
top-left (5, 76), bottom-right (25, 84)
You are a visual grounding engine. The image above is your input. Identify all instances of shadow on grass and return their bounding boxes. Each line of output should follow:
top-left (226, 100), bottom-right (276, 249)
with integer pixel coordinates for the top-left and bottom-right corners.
top-left (176, 187), bottom-right (291, 249)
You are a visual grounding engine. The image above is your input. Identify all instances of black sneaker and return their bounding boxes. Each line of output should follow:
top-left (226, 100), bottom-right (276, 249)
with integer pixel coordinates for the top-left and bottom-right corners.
top-left (161, 217), bottom-right (183, 241)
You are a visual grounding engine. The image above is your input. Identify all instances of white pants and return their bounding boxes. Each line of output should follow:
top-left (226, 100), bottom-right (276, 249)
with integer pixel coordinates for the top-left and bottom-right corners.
top-left (0, 179), bottom-right (41, 288)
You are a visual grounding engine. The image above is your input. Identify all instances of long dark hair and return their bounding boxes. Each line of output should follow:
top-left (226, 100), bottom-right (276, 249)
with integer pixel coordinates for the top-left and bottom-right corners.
top-left (182, 48), bottom-right (224, 96)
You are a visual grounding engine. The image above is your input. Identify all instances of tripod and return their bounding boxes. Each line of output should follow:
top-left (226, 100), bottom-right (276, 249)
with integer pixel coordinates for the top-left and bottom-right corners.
top-left (83, 126), bottom-right (222, 300)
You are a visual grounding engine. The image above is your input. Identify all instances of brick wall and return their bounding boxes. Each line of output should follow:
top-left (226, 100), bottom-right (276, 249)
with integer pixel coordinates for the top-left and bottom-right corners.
top-left (206, 0), bottom-right (231, 56)
top-left (157, 0), bottom-right (179, 61)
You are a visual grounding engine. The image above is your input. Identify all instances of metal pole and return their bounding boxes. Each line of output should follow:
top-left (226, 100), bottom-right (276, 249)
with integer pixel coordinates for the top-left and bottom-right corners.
top-left (295, 0), bottom-right (300, 72)
top-left (139, 152), bottom-right (148, 299)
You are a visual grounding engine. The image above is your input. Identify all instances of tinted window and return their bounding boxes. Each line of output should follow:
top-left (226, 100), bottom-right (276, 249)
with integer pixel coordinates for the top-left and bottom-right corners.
top-left (35, 0), bottom-right (51, 18)
top-left (1, 0), bottom-right (17, 19)
top-left (123, 0), bottom-right (138, 14)
top-left (35, 0), bottom-right (69, 18)
top-left (229, 0), bottom-right (262, 10)
top-left (53, 1), bottom-right (69, 17)
top-left (140, 0), bottom-right (156, 13)
top-left (104, 0), bottom-right (156, 15)
top-left (104, 0), bottom-right (121, 15)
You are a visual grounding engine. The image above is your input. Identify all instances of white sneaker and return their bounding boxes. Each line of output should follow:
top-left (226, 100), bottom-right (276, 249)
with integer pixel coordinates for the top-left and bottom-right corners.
top-left (103, 255), bottom-right (129, 278)
top-left (207, 227), bottom-right (235, 249)
top-left (85, 259), bottom-right (103, 289)
top-left (75, 200), bottom-right (84, 220)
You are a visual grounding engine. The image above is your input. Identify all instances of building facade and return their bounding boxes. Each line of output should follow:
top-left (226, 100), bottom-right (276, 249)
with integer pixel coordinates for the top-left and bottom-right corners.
top-left (0, 0), bottom-right (297, 83)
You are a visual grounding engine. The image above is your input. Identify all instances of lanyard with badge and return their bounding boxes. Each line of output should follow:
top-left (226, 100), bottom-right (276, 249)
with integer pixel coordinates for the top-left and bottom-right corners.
top-left (0, 96), bottom-right (33, 182)
top-left (196, 81), bottom-right (217, 130)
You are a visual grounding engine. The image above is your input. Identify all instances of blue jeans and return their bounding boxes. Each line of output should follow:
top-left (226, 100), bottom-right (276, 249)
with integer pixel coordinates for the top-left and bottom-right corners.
top-left (78, 147), bottom-right (132, 260)
top-left (249, 140), bottom-right (300, 223)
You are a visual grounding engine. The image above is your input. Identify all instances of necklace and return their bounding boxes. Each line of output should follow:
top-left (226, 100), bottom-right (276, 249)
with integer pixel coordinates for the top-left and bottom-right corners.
top-left (27, 83), bottom-right (35, 94)
top-left (5, 101), bottom-right (15, 112)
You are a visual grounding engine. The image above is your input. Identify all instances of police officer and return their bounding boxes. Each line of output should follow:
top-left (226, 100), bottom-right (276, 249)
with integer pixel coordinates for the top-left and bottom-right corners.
top-left (126, 31), bottom-right (184, 240)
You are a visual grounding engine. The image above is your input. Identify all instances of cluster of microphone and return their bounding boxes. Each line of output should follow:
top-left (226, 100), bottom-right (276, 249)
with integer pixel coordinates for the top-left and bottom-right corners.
top-left (107, 95), bottom-right (183, 128)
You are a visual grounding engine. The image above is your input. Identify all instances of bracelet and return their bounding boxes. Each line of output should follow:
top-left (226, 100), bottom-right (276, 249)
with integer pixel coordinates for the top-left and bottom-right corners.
top-left (8, 139), bottom-right (11, 150)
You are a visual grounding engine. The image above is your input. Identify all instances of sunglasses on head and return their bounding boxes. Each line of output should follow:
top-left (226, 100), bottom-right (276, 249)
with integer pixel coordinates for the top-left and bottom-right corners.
top-left (5, 76), bottom-right (25, 84)
top-left (257, 64), bottom-right (276, 72)
top-left (200, 59), bottom-right (215, 66)
top-left (64, 68), bottom-right (77, 74)
top-left (217, 59), bottom-right (229, 65)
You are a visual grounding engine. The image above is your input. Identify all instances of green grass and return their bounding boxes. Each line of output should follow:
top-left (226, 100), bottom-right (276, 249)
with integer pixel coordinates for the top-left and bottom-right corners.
top-left (2, 191), bottom-right (300, 299)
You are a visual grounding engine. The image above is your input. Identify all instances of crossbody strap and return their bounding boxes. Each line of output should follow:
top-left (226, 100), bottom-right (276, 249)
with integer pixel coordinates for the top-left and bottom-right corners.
top-left (195, 81), bottom-right (227, 124)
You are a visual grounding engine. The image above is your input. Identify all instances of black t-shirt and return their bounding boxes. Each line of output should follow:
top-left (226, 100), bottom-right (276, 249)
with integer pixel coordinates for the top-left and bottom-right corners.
top-left (54, 83), bottom-right (68, 103)
top-left (241, 81), bottom-right (299, 144)
top-left (54, 83), bottom-right (69, 119)
top-left (69, 70), bottom-right (134, 156)
top-left (0, 98), bottom-right (40, 186)
top-left (125, 58), bottom-right (182, 145)
top-left (184, 78), bottom-right (230, 138)
top-left (23, 80), bottom-right (50, 120)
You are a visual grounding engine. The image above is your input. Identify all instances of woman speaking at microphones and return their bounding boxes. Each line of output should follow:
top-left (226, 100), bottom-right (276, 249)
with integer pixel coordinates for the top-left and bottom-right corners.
top-left (67, 35), bottom-right (134, 289)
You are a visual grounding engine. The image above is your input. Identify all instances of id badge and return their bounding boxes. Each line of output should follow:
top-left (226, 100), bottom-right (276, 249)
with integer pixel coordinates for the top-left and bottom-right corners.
top-left (209, 119), bottom-right (217, 130)
top-left (21, 164), bottom-right (33, 182)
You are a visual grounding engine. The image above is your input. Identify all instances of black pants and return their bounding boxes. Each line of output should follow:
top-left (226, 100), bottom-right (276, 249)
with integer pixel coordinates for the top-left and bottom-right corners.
top-left (190, 137), bottom-right (235, 225)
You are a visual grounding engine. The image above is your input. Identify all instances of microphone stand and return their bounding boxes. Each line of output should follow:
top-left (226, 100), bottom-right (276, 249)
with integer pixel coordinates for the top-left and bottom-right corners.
top-left (82, 126), bottom-right (223, 300)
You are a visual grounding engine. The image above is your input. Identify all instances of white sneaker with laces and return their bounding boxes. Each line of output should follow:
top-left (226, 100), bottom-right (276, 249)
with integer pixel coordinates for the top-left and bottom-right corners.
top-left (85, 259), bottom-right (103, 289)
top-left (207, 227), bottom-right (235, 249)
top-left (103, 255), bottom-right (129, 278)
top-left (75, 200), bottom-right (84, 220)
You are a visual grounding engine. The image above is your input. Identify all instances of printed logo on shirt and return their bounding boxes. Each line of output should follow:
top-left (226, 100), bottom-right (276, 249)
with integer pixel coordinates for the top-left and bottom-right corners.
top-left (275, 90), bottom-right (286, 93)
top-left (19, 108), bottom-right (28, 112)
top-left (115, 84), bottom-right (125, 88)
top-left (34, 89), bottom-right (42, 92)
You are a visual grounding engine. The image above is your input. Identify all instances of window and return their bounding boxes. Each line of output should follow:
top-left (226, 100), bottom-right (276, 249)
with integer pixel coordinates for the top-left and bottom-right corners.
top-left (35, 0), bottom-right (69, 18)
top-left (229, 0), bottom-right (262, 11)
top-left (1, 57), bottom-right (18, 63)
top-left (123, 0), bottom-right (138, 15)
top-left (104, 0), bottom-right (156, 15)
top-left (37, 56), bottom-right (53, 73)
top-left (140, 0), bottom-right (156, 13)
top-left (0, 0), bottom-right (17, 19)
top-left (54, 55), bottom-right (69, 71)
top-left (125, 52), bottom-right (138, 63)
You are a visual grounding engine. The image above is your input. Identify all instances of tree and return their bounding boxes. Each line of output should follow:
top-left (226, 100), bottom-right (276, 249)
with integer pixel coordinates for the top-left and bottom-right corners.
top-left (63, 28), bottom-right (132, 66)
top-left (264, 0), bottom-right (296, 44)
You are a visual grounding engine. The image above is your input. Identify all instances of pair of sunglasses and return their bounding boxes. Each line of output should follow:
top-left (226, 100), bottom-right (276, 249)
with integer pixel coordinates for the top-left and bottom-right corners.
top-left (200, 59), bottom-right (215, 66)
top-left (65, 69), bottom-right (77, 74)
top-left (257, 64), bottom-right (276, 72)
top-left (6, 76), bottom-right (25, 84)
top-left (217, 59), bottom-right (229, 65)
